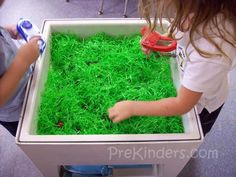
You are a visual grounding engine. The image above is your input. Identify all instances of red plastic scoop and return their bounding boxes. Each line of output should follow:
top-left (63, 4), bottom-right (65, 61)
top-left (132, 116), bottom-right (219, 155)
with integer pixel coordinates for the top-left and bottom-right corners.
top-left (141, 26), bottom-right (177, 52)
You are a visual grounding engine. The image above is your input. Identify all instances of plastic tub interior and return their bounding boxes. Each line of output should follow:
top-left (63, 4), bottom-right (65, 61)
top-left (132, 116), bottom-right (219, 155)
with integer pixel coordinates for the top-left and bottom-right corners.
top-left (17, 19), bottom-right (203, 143)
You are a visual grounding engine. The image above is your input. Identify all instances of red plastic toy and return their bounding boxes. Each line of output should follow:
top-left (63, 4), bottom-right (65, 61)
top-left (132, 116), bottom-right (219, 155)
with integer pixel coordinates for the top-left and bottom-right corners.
top-left (57, 121), bottom-right (64, 128)
top-left (141, 26), bottom-right (177, 52)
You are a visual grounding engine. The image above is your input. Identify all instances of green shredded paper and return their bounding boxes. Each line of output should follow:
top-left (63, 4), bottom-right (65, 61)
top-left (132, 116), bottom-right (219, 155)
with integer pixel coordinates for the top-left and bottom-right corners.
top-left (36, 32), bottom-right (184, 135)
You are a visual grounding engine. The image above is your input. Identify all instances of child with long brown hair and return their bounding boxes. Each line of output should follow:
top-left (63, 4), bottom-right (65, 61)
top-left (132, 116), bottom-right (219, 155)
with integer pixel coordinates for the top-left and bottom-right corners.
top-left (108, 0), bottom-right (236, 136)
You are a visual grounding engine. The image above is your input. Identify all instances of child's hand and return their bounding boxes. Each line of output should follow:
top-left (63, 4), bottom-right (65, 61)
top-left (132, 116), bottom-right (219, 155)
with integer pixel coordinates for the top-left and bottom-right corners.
top-left (17, 37), bottom-right (40, 66)
top-left (140, 37), bottom-right (151, 56)
top-left (5, 25), bottom-right (20, 40)
top-left (108, 101), bottom-right (134, 123)
top-left (141, 32), bottom-right (172, 56)
top-left (141, 46), bottom-right (151, 55)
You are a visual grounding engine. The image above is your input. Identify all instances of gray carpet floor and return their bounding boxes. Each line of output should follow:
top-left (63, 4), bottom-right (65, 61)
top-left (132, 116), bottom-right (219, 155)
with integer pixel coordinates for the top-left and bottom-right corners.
top-left (0, 0), bottom-right (236, 177)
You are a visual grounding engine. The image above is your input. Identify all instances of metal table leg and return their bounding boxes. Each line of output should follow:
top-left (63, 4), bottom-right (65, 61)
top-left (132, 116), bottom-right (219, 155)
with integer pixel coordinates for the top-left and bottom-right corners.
top-left (123, 0), bottom-right (129, 18)
top-left (98, 0), bottom-right (104, 15)
top-left (98, 0), bottom-right (129, 17)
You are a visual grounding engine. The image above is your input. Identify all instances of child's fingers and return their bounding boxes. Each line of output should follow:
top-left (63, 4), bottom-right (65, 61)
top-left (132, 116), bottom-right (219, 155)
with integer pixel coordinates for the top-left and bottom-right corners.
top-left (108, 107), bottom-right (118, 120)
top-left (108, 108), bottom-right (124, 123)
top-left (5, 25), bottom-right (18, 39)
top-left (16, 34), bottom-right (22, 40)
top-left (112, 117), bottom-right (121, 123)
top-left (141, 46), bottom-right (151, 55)
top-left (28, 37), bottom-right (42, 51)
top-left (12, 30), bottom-right (18, 39)
top-left (29, 36), bottom-right (41, 42)
top-left (140, 38), bottom-right (151, 55)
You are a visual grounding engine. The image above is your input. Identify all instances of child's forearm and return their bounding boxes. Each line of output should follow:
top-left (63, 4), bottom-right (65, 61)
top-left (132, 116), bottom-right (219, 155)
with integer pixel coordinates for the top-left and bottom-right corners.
top-left (0, 55), bottom-right (29, 106)
top-left (108, 86), bottom-right (202, 123)
top-left (0, 37), bottom-right (40, 106)
top-left (131, 97), bottom-right (191, 117)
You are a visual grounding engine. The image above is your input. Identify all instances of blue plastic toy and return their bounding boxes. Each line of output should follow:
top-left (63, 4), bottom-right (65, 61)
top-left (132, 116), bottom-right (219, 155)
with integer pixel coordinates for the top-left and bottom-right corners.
top-left (17, 18), bottom-right (46, 54)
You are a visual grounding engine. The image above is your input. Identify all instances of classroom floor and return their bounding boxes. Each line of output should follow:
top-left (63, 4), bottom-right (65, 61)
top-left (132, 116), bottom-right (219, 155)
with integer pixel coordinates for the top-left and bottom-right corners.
top-left (0, 0), bottom-right (236, 177)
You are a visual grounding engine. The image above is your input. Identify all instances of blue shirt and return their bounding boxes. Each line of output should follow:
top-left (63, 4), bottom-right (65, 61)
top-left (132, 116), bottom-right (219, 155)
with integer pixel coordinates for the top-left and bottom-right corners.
top-left (0, 27), bottom-right (31, 122)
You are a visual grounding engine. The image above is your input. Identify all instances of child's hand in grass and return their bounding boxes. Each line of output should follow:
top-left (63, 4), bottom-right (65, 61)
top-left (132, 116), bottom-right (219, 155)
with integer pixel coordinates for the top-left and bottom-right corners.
top-left (108, 101), bottom-right (134, 123)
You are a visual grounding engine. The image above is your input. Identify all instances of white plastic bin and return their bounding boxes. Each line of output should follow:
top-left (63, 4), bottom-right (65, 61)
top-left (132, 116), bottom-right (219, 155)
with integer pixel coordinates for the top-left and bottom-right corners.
top-left (16, 19), bottom-right (203, 177)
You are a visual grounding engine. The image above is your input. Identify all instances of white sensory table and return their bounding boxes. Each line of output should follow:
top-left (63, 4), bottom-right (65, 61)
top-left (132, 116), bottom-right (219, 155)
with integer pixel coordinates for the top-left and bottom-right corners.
top-left (16, 19), bottom-right (203, 177)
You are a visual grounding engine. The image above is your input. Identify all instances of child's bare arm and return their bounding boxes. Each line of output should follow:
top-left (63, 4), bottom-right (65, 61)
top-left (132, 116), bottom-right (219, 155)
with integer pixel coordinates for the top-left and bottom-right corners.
top-left (108, 86), bottom-right (202, 123)
top-left (0, 37), bottom-right (40, 106)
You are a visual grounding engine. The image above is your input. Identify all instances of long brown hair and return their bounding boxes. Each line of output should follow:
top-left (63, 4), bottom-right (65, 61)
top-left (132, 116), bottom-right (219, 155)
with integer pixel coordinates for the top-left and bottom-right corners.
top-left (139, 0), bottom-right (236, 59)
